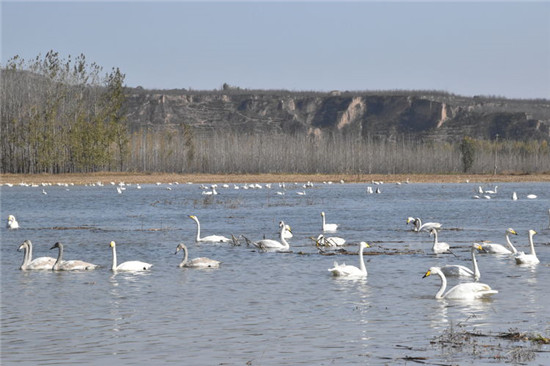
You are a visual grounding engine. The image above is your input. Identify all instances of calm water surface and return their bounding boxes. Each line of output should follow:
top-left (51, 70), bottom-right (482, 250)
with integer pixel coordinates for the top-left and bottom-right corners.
top-left (1, 181), bottom-right (549, 365)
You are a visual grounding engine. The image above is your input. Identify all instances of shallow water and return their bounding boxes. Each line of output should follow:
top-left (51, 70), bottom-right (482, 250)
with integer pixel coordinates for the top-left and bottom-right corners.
top-left (1, 181), bottom-right (549, 365)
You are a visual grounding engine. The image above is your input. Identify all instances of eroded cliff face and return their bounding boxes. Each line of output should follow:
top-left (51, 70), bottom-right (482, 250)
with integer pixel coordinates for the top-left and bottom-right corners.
top-left (123, 90), bottom-right (550, 142)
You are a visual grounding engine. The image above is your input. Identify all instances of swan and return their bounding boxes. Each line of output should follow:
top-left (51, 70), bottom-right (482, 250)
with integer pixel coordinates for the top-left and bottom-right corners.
top-left (175, 243), bottom-right (220, 268)
top-left (440, 244), bottom-right (483, 280)
top-left (515, 230), bottom-right (540, 265)
top-left (7, 215), bottom-right (19, 229)
top-left (321, 212), bottom-right (339, 232)
top-left (328, 241), bottom-right (370, 278)
top-left (478, 228), bottom-right (518, 254)
top-left (188, 215), bottom-right (231, 243)
top-left (50, 242), bottom-right (99, 271)
top-left (282, 224), bottom-right (293, 239)
top-left (422, 266), bottom-right (498, 300)
top-left (430, 228), bottom-right (450, 254)
top-left (511, 192), bottom-right (518, 201)
top-left (248, 221), bottom-right (290, 252)
top-left (314, 234), bottom-right (346, 247)
top-left (414, 218), bottom-right (442, 232)
top-left (526, 194), bottom-right (537, 199)
top-left (18, 240), bottom-right (56, 270)
top-left (485, 186), bottom-right (498, 194)
top-left (110, 241), bottom-right (152, 271)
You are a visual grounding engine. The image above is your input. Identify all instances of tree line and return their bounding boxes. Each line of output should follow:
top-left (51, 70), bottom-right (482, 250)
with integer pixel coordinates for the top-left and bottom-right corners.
top-left (1, 52), bottom-right (549, 175)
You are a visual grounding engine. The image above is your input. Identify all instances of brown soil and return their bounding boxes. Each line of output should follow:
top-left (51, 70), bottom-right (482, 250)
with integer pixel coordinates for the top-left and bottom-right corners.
top-left (2, 172), bottom-right (550, 185)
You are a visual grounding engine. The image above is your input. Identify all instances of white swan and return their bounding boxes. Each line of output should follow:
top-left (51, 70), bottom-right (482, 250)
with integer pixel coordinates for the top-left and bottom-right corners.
top-left (440, 244), bottom-right (483, 280)
top-left (110, 241), bottom-right (152, 271)
top-left (250, 221), bottom-right (290, 252)
top-left (430, 228), bottom-right (450, 254)
top-left (7, 214), bottom-right (19, 229)
top-left (50, 242), bottom-right (99, 271)
top-left (485, 186), bottom-right (498, 194)
top-left (511, 192), bottom-right (518, 201)
top-left (175, 243), bottom-right (220, 268)
top-left (282, 224), bottom-right (293, 239)
top-left (478, 228), bottom-right (518, 254)
top-left (422, 266), bottom-right (498, 300)
top-left (314, 234), bottom-right (346, 247)
top-left (321, 212), bottom-right (339, 232)
top-left (328, 241), bottom-right (369, 278)
top-left (408, 217), bottom-right (442, 232)
top-left (515, 230), bottom-right (540, 265)
top-left (18, 240), bottom-right (56, 270)
top-left (188, 215), bottom-right (231, 243)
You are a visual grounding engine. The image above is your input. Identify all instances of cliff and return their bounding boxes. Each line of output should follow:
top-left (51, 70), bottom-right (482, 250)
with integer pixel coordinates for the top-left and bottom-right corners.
top-left (123, 89), bottom-right (550, 142)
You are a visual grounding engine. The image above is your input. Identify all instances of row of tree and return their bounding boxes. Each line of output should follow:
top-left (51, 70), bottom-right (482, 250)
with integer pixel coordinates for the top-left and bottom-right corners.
top-left (1, 52), bottom-right (549, 175)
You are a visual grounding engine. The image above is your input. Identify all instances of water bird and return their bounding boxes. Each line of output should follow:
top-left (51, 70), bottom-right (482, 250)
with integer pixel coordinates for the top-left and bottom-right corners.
top-left (109, 241), bottom-right (152, 271)
top-left (282, 224), bottom-right (293, 239)
top-left (314, 234), bottom-right (346, 247)
top-left (407, 217), bottom-right (442, 232)
top-left (188, 215), bottom-right (231, 243)
top-left (7, 214), bottom-right (19, 229)
top-left (245, 221), bottom-right (290, 252)
top-left (515, 230), bottom-right (540, 265)
top-left (440, 243), bottom-right (483, 280)
top-left (484, 186), bottom-right (498, 194)
top-left (429, 228), bottom-right (451, 254)
top-left (328, 241), bottom-right (369, 278)
top-left (422, 267), bottom-right (498, 300)
top-left (321, 212), bottom-right (339, 232)
top-left (526, 194), bottom-right (537, 199)
top-left (175, 243), bottom-right (220, 268)
top-left (477, 228), bottom-right (518, 254)
top-left (511, 192), bottom-right (517, 200)
top-left (50, 242), bottom-right (99, 271)
top-left (18, 240), bottom-right (56, 270)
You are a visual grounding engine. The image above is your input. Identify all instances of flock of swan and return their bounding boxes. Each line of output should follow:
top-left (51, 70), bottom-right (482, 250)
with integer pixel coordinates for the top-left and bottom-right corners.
top-left (6, 180), bottom-right (547, 301)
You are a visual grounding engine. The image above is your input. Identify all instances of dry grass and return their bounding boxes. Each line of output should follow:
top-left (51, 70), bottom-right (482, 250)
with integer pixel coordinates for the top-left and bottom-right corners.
top-left (2, 172), bottom-right (550, 185)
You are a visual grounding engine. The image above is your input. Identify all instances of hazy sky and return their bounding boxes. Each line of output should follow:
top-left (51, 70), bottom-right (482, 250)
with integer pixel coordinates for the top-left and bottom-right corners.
top-left (2, 1), bottom-right (549, 99)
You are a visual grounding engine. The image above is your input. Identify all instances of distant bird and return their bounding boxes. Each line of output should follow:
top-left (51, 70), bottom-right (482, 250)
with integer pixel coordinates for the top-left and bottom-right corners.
top-left (526, 194), bottom-right (537, 199)
top-left (328, 241), bottom-right (369, 278)
top-left (485, 186), bottom-right (498, 194)
top-left (314, 234), bottom-right (346, 247)
top-left (188, 215), bottom-right (231, 243)
top-left (175, 243), bottom-right (220, 268)
top-left (429, 228), bottom-right (450, 254)
top-left (477, 228), bottom-right (518, 255)
top-left (245, 221), bottom-right (290, 252)
top-left (109, 241), bottom-right (152, 271)
top-left (511, 192), bottom-right (518, 200)
top-left (440, 243), bottom-right (483, 280)
top-left (50, 242), bottom-right (99, 271)
top-left (321, 212), bottom-right (339, 232)
top-left (7, 215), bottom-right (19, 229)
top-left (515, 230), bottom-right (540, 265)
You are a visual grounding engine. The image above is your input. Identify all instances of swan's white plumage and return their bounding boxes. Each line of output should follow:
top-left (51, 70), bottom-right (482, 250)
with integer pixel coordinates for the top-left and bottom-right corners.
top-left (7, 215), bottom-right (19, 229)
top-left (18, 240), bottom-right (56, 270)
top-left (50, 242), bottom-right (99, 271)
top-left (440, 244), bottom-right (483, 280)
top-left (423, 267), bottom-right (498, 300)
top-left (478, 228), bottom-right (518, 254)
top-left (188, 215), bottom-right (231, 243)
top-left (430, 228), bottom-right (450, 254)
top-left (515, 230), bottom-right (540, 265)
top-left (315, 234), bottom-right (346, 247)
top-left (250, 221), bottom-right (290, 252)
top-left (321, 212), bottom-right (339, 232)
top-left (110, 241), bottom-right (152, 271)
top-left (175, 243), bottom-right (220, 268)
top-left (328, 241), bottom-right (369, 278)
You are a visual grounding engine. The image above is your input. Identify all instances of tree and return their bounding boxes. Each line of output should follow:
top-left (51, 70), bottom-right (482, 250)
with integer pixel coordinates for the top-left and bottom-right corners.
top-left (459, 136), bottom-right (476, 173)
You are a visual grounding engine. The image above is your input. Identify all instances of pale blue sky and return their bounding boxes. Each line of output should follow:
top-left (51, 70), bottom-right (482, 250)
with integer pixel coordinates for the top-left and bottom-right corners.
top-left (2, 1), bottom-right (549, 99)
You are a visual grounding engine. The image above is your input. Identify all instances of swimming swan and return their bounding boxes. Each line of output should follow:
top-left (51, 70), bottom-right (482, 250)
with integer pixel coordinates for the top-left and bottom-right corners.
top-left (515, 230), bottom-right (540, 265)
top-left (175, 243), bottom-right (220, 268)
top-left (18, 240), bottom-right (56, 270)
top-left (321, 212), bottom-right (339, 232)
top-left (407, 217), bottom-right (442, 232)
top-left (478, 228), bottom-right (518, 254)
top-left (430, 228), bottom-right (450, 254)
top-left (188, 215), bottom-right (231, 243)
top-left (7, 215), bottom-right (19, 229)
top-left (110, 241), bottom-right (152, 271)
top-left (50, 242), bottom-right (99, 271)
top-left (249, 221), bottom-right (290, 252)
top-left (282, 224), bottom-right (293, 239)
top-left (328, 241), bottom-right (370, 278)
top-left (423, 267), bottom-right (498, 300)
top-left (441, 244), bottom-right (483, 280)
top-left (314, 234), bottom-right (346, 247)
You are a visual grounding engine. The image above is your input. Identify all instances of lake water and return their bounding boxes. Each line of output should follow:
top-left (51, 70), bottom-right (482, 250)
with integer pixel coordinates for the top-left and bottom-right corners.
top-left (1, 181), bottom-right (549, 365)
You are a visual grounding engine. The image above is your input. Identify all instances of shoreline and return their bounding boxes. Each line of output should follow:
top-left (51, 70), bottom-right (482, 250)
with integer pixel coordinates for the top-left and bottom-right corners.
top-left (2, 172), bottom-right (550, 185)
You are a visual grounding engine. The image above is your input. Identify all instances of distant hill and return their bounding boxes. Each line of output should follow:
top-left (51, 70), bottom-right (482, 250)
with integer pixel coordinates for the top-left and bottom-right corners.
top-left (124, 87), bottom-right (550, 142)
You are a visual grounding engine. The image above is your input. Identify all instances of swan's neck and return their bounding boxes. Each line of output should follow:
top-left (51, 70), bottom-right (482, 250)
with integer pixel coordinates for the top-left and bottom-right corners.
top-left (435, 270), bottom-right (447, 299)
top-left (27, 242), bottom-right (33, 262)
top-left (506, 234), bottom-right (517, 254)
top-left (111, 245), bottom-right (117, 270)
top-left (53, 245), bottom-right (63, 270)
top-left (432, 231), bottom-right (439, 249)
top-left (179, 246), bottom-right (189, 267)
top-left (414, 218), bottom-right (421, 232)
top-left (471, 247), bottom-right (480, 280)
top-left (358, 245), bottom-right (367, 274)
top-left (528, 233), bottom-right (536, 256)
top-left (194, 219), bottom-right (202, 241)
top-left (321, 215), bottom-right (326, 230)
top-left (20, 245), bottom-right (30, 269)
top-left (279, 225), bottom-right (290, 249)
